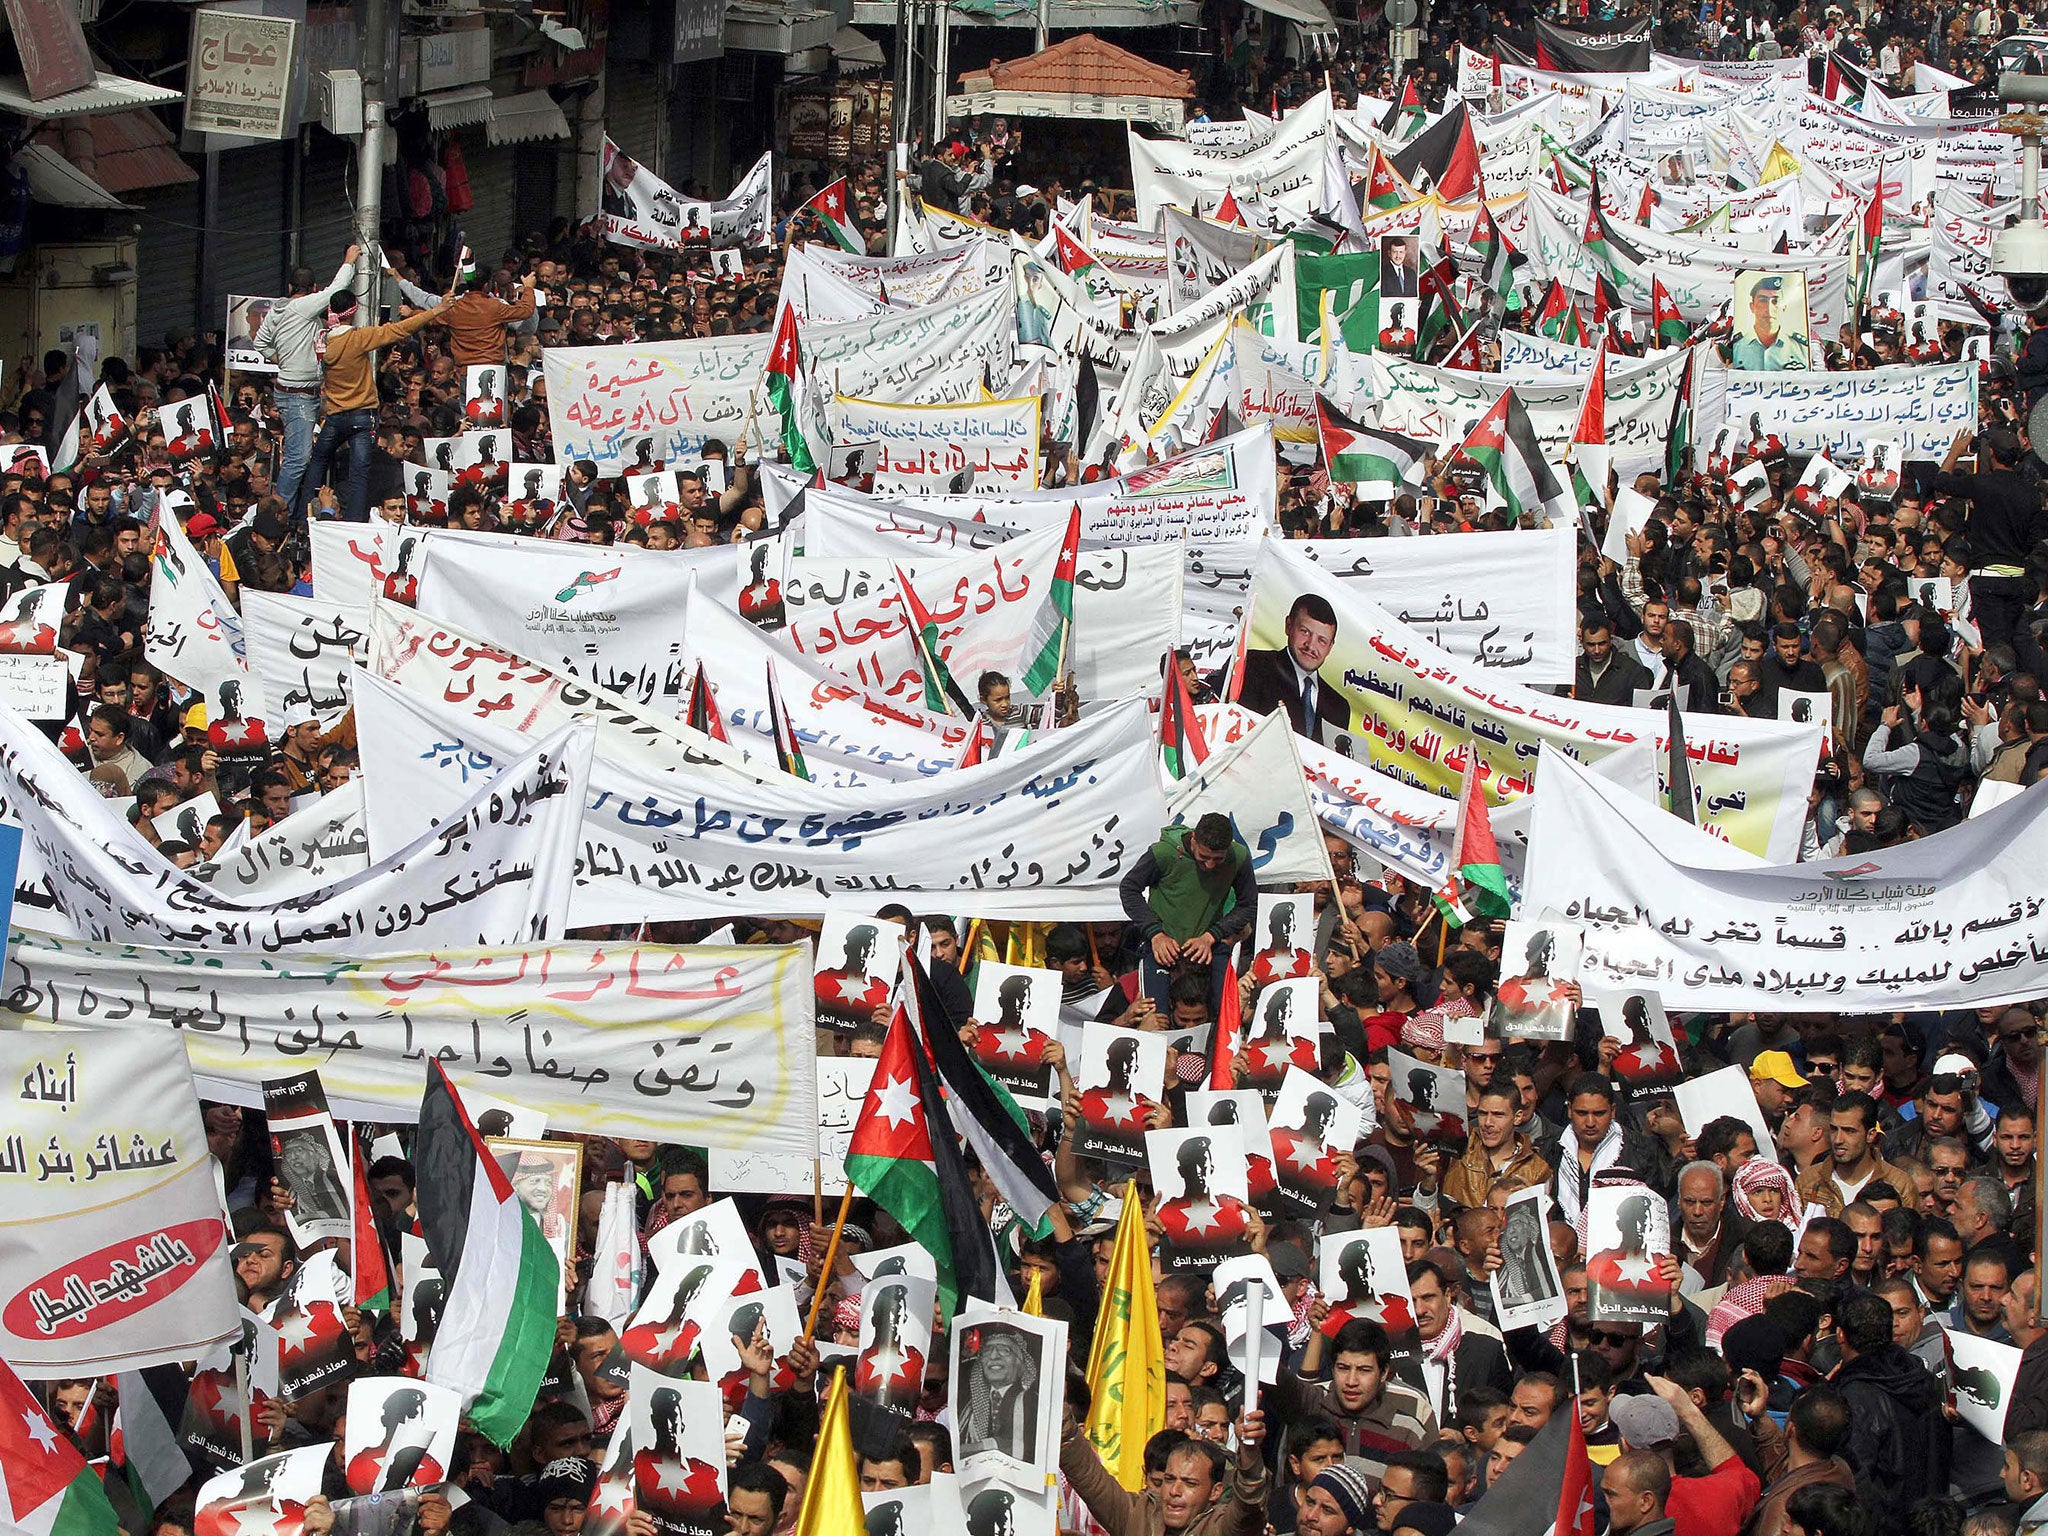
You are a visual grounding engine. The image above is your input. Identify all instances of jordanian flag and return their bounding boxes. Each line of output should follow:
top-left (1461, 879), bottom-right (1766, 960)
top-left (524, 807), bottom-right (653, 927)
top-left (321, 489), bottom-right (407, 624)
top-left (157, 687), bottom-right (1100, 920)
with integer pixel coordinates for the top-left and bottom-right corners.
top-left (1652, 276), bottom-right (1689, 348)
top-left (1469, 201), bottom-right (1523, 307)
top-left (1856, 179), bottom-right (1885, 318)
top-left (1416, 257), bottom-right (1465, 357)
top-left (1160, 657), bottom-right (1209, 780)
top-left (1021, 504), bottom-right (1079, 695)
top-left (1385, 77), bottom-right (1426, 140)
top-left (1535, 280), bottom-right (1578, 342)
top-left (895, 565), bottom-right (974, 717)
top-left (1053, 225), bottom-right (1118, 308)
top-left (1456, 1386), bottom-right (1593, 1536)
top-left (801, 177), bottom-right (862, 253)
top-left (1666, 345), bottom-right (1694, 483)
top-left (845, 958), bottom-right (1006, 1319)
top-left (763, 659), bottom-right (810, 780)
top-left (1364, 144), bottom-right (1408, 210)
top-left (416, 1062), bottom-right (558, 1446)
top-left (350, 1134), bottom-right (393, 1313)
top-left (1569, 337), bottom-right (1610, 514)
top-left (0, 1360), bottom-right (120, 1536)
top-left (765, 306), bottom-right (816, 476)
top-left (1432, 755), bottom-right (1511, 926)
top-left (1319, 395), bottom-right (1428, 496)
top-left (1458, 390), bottom-right (1569, 524)
top-left (685, 661), bottom-right (729, 743)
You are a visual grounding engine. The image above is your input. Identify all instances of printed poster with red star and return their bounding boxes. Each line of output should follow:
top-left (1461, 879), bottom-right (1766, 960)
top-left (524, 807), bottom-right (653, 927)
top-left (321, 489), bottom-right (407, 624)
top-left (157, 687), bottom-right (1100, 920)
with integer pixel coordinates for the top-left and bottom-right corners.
top-left (1071, 1023), bottom-right (1167, 1168)
top-left (182, 1306), bottom-right (281, 1473)
top-left (1145, 1123), bottom-right (1254, 1273)
top-left (852, 1269), bottom-right (935, 1432)
top-left (264, 1249), bottom-right (353, 1401)
top-left (628, 1370), bottom-right (727, 1536)
top-left (1237, 975), bottom-right (1323, 1099)
top-left (193, 1443), bottom-right (329, 1536)
top-left (812, 909), bottom-right (903, 1033)
top-left (1585, 1179), bottom-right (1673, 1327)
top-left (968, 962), bottom-right (1059, 1108)
top-left (1267, 1064), bottom-right (1362, 1218)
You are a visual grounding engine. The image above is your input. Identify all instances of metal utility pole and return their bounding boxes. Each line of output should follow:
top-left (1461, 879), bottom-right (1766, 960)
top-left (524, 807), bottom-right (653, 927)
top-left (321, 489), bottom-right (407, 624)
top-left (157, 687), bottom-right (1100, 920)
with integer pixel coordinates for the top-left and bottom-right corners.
top-left (353, 0), bottom-right (388, 325)
top-left (888, 0), bottom-right (917, 251)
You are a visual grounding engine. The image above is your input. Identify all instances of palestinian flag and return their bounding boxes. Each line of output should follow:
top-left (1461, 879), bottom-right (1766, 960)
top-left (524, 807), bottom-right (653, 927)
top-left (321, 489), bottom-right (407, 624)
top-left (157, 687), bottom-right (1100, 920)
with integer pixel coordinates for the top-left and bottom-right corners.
top-left (1568, 337), bottom-right (1609, 515)
top-left (1021, 504), bottom-right (1079, 695)
top-left (1652, 277), bottom-right (1689, 348)
top-left (763, 659), bottom-right (809, 781)
top-left (1470, 202), bottom-right (1523, 306)
top-left (110, 1367), bottom-right (193, 1526)
top-left (1457, 390), bottom-right (1569, 524)
top-left (1856, 178), bottom-right (1885, 318)
top-left (1390, 101), bottom-right (1480, 202)
top-left (1208, 959), bottom-right (1244, 1089)
top-left (1159, 657), bottom-right (1209, 780)
top-left (801, 178), bottom-right (862, 253)
top-left (1364, 144), bottom-right (1409, 210)
top-left (1431, 754), bottom-right (1511, 926)
top-left (1666, 346), bottom-right (1694, 483)
top-left (349, 1135), bottom-right (393, 1313)
top-left (895, 565), bottom-right (974, 717)
top-left (415, 1062), bottom-right (558, 1446)
top-left (1319, 395), bottom-right (1429, 496)
top-left (0, 1360), bottom-right (120, 1536)
top-left (844, 960), bottom-right (1006, 1319)
top-left (685, 662), bottom-right (729, 743)
top-left (765, 306), bottom-right (816, 476)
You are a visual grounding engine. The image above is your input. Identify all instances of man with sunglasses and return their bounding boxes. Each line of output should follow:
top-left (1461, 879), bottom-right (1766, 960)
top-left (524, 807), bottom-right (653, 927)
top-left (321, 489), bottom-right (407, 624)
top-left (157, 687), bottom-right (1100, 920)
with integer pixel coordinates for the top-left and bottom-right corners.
top-left (1983, 1007), bottom-right (2045, 1122)
top-left (1884, 1058), bottom-right (1993, 1167)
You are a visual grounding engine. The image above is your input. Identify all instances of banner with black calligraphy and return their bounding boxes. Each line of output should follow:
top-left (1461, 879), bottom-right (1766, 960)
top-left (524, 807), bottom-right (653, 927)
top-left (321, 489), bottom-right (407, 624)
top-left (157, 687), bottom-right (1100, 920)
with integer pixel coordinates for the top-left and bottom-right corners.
top-left (829, 396), bottom-right (1042, 495)
top-left (1, 931), bottom-right (818, 1151)
top-left (0, 1027), bottom-right (240, 1376)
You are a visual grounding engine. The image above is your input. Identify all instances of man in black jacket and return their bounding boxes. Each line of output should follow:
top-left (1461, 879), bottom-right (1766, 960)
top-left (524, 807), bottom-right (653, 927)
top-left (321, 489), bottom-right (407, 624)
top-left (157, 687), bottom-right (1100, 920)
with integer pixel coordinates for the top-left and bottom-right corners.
top-left (1576, 615), bottom-right (1652, 706)
top-left (1834, 1289), bottom-right (1948, 1510)
top-left (1657, 619), bottom-right (1722, 715)
top-left (1931, 427), bottom-right (2048, 654)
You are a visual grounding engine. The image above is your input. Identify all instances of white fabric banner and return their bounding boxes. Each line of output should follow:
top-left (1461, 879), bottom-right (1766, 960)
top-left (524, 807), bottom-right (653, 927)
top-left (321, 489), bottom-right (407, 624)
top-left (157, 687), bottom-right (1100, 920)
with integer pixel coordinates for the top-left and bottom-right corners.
top-left (1130, 93), bottom-right (1331, 229)
top-left (2, 930), bottom-right (819, 1150)
top-left (542, 332), bottom-right (768, 472)
top-left (1164, 708), bottom-right (1336, 887)
top-left (413, 528), bottom-right (737, 711)
top-left (309, 519), bottom-right (423, 609)
top-left (0, 698), bottom-right (590, 952)
top-left (830, 395), bottom-right (1041, 493)
top-left (241, 589), bottom-right (367, 730)
top-left (1293, 529), bottom-right (1578, 685)
top-left (0, 1027), bottom-right (240, 1376)
top-left (192, 780), bottom-right (370, 896)
top-left (1523, 747), bottom-right (2048, 1011)
top-left (799, 240), bottom-right (1008, 306)
top-left (1718, 362), bottom-right (1977, 464)
top-left (146, 511), bottom-right (249, 726)
top-left (357, 669), bottom-right (1169, 921)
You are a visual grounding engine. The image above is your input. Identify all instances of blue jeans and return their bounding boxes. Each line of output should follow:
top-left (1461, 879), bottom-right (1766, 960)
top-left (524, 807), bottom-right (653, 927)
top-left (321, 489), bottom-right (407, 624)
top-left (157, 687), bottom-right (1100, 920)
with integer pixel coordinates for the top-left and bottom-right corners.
top-left (273, 389), bottom-right (319, 507)
top-left (299, 407), bottom-right (377, 523)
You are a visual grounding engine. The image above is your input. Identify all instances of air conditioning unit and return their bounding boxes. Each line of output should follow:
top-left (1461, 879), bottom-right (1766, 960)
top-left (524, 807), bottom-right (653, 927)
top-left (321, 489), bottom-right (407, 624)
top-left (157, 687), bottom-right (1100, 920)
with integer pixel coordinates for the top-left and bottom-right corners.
top-left (320, 69), bottom-right (365, 136)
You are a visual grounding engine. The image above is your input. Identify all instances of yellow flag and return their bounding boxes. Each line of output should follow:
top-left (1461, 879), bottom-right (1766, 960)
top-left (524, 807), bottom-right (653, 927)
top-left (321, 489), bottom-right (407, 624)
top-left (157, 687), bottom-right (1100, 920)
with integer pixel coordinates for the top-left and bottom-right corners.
top-left (1022, 1267), bottom-right (1045, 1317)
top-left (1760, 141), bottom-right (1802, 183)
top-left (795, 1369), bottom-right (864, 1536)
top-left (1003, 920), bottom-right (1047, 969)
top-left (1084, 1182), bottom-right (1165, 1491)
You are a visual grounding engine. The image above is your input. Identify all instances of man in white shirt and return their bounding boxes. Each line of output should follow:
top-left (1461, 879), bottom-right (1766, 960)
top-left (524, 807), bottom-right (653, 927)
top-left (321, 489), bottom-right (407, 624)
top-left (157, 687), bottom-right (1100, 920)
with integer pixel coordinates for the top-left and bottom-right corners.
top-left (253, 244), bottom-right (360, 509)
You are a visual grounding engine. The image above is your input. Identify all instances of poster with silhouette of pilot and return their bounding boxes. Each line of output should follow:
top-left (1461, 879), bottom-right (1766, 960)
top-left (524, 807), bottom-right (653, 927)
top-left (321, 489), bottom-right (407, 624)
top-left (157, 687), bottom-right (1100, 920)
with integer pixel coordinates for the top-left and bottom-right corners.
top-left (1776, 690), bottom-right (1835, 756)
top-left (464, 366), bottom-right (506, 426)
top-left (451, 428), bottom-right (506, 488)
top-left (1586, 987), bottom-right (1683, 1101)
top-left (970, 962), bottom-right (1060, 1107)
top-left (153, 790), bottom-right (222, 852)
top-left (0, 581), bottom-right (62, 655)
top-left (951, 1303), bottom-right (1064, 1493)
top-left (1072, 1023), bottom-right (1167, 1167)
top-left (1586, 1180), bottom-right (1673, 1325)
top-left (343, 1378), bottom-right (460, 1493)
top-left (456, 1085), bottom-right (545, 1144)
top-left (1146, 1123), bottom-right (1254, 1273)
top-left (1238, 975), bottom-right (1323, 1098)
top-left (1185, 1087), bottom-right (1278, 1208)
top-left (582, 1431), bottom-right (636, 1536)
top-left (852, 1270), bottom-right (935, 1436)
top-left (1247, 892), bottom-right (1315, 992)
top-left (1387, 1047), bottom-right (1467, 1145)
top-left (264, 1251), bottom-right (352, 1401)
top-left (622, 1256), bottom-right (751, 1377)
top-left (1491, 919), bottom-right (1582, 1042)
top-left (831, 440), bottom-right (879, 495)
top-left (486, 1138), bottom-right (580, 1309)
top-left (813, 908), bottom-right (903, 1031)
top-left (702, 1284), bottom-right (801, 1414)
top-left (505, 463), bottom-right (565, 518)
top-left (1213, 1252), bottom-right (1289, 1385)
top-left (1490, 1183), bottom-right (1568, 1331)
top-left (195, 1443), bottom-right (329, 1536)
top-left (1316, 1226), bottom-right (1414, 1339)
top-left (1857, 439), bottom-right (1903, 504)
top-left (182, 1305), bottom-right (281, 1473)
top-left (398, 1234), bottom-right (442, 1375)
top-left (737, 531), bottom-right (789, 631)
top-left (261, 1071), bottom-right (352, 1244)
top-left (629, 1370), bottom-right (727, 1536)
top-left (1946, 1327), bottom-right (2021, 1444)
top-left (160, 397), bottom-right (216, 460)
top-left (1267, 1064), bottom-right (1362, 1217)
top-left (646, 1196), bottom-right (756, 1273)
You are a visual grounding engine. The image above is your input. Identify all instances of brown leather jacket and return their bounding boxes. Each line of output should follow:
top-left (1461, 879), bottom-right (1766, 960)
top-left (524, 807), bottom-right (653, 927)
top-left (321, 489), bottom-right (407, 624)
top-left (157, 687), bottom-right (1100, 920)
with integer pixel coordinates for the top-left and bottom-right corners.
top-left (1442, 1132), bottom-right (1552, 1210)
top-left (443, 283), bottom-right (536, 366)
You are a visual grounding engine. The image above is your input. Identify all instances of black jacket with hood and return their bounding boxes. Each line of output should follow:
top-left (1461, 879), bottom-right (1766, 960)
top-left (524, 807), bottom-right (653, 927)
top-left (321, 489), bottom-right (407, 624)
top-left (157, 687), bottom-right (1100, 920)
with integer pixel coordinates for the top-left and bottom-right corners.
top-left (1835, 1342), bottom-right (1950, 1511)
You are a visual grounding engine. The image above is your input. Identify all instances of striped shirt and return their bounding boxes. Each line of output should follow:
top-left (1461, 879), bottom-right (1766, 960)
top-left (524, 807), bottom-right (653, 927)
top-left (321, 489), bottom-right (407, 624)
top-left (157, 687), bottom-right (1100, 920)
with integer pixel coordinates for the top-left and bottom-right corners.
top-left (1297, 1376), bottom-right (1440, 1491)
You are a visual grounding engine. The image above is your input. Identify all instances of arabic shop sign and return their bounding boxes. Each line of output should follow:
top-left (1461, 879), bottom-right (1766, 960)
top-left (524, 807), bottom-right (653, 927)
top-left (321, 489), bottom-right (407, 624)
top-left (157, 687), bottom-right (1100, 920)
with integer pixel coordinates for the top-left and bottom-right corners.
top-left (187, 11), bottom-right (301, 141)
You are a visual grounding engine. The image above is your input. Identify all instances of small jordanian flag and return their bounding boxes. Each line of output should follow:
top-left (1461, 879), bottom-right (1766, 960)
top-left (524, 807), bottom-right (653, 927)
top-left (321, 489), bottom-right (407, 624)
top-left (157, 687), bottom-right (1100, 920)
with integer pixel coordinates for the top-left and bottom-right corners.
top-left (1214, 188), bottom-right (1246, 226)
top-left (955, 717), bottom-right (993, 768)
top-left (1653, 276), bottom-right (1689, 348)
top-left (1319, 394), bottom-right (1428, 496)
top-left (1416, 257), bottom-right (1465, 357)
top-left (685, 661), bottom-right (729, 743)
top-left (802, 177), bottom-right (862, 253)
top-left (1536, 280), bottom-right (1574, 341)
top-left (1208, 958), bottom-right (1243, 1089)
top-left (1666, 344), bottom-right (1694, 482)
top-left (1856, 177), bottom-right (1885, 319)
top-left (895, 565), bottom-right (974, 717)
top-left (765, 305), bottom-right (816, 476)
top-left (350, 1134), bottom-right (393, 1313)
top-left (0, 1358), bottom-right (120, 1536)
top-left (1469, 201), bottom-right (1522, 307)
top-left (1457, 389), bottom-right (1568, 524)
top-left (1021, 504), bottom-right (1079, 696)
top-left (1385, 77), bottom-right (1426, 139)
top-left (1364, 144), bottom-right (1408, 210)
top-left (1159, 655), bottom-right (1209, 780)
top-left (415, 1062), bottom-right (559, 1446)
top-left (1432, 754), bottom-right (1511, 926)
top-left (1443, 322), bottom-right (1487, 372)
top-left (764, 659), bottom-right (809, 780)
top-left (1053, 225), bottom-right (1118, 308)
top-left (1568, 336), bottom-right (1609, 515)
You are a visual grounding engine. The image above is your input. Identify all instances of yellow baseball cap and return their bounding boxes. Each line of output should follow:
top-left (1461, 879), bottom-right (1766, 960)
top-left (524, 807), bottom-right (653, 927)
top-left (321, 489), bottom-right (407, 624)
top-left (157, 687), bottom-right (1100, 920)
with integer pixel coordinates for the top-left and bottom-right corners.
top-left (1749, 1050), bottom-right (1806, 1089)
top-left (182, 702), bottom-right (208, 729)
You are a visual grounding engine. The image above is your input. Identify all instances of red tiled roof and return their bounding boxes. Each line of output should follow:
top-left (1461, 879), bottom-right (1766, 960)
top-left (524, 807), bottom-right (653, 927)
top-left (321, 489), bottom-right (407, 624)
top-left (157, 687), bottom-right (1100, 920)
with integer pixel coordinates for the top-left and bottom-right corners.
top-left (962, 33), bottom-right (1195, 99)
top-left (35, 108), bottom-right (195, 195)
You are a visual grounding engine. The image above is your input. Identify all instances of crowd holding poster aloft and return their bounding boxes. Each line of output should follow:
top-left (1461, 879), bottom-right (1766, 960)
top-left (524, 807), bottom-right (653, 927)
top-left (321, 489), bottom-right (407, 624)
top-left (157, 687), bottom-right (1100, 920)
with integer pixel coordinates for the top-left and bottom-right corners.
top-left (16, 23), bottom-right (2048, 1536)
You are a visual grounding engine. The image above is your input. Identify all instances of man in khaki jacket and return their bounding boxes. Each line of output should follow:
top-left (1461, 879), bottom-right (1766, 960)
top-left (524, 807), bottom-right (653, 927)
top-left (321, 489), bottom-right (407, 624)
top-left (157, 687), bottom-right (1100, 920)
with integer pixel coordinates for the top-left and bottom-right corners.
top-left (1060, 1405), bottom-right (1269, 1534)
top-left (1443, 1085), bottom-right (1552, 1210)
top-left (1795, 1092), bottom-right (1918, 1218)
top-left (297, 285), bottom-right (452, 523)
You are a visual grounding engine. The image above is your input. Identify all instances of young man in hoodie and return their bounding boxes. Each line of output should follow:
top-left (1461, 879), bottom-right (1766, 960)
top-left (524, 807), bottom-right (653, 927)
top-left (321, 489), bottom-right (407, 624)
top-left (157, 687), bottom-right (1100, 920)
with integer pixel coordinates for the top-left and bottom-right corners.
top-left (1831, 1290), bottom-right (1948, 1510)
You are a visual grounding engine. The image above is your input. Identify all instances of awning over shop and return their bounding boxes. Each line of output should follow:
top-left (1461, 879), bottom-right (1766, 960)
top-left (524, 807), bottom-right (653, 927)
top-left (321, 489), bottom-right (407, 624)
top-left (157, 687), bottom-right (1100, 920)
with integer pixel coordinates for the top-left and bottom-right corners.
top-left (949, 33), bottom-right (1195, 130)
top-left (0, 71), bottom-right (181, 121)
top-left (11, 144), bottom-right (126, 208)
top-left (486, 89), bottom-right (570, 145)
top-left (832, 26), bottom-right (886, 72)
top-left (34, 108), bottom-right (196, 196)
top-left (424, 85), bottom-right (495, 131)
top-left (1240, 0), bottom-right (1337, 32)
